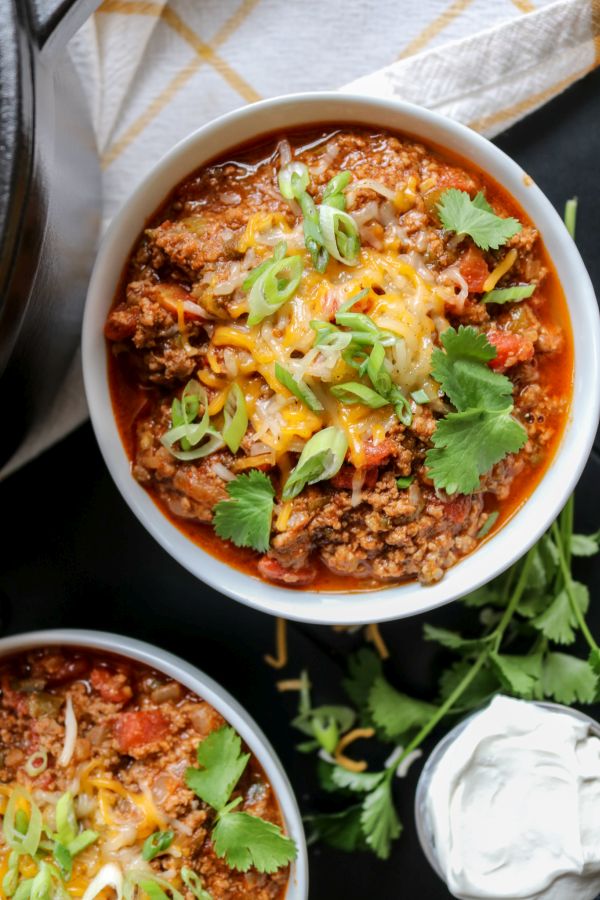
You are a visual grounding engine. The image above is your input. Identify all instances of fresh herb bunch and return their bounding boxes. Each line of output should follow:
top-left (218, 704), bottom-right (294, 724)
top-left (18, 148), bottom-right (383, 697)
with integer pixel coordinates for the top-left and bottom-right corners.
top-left (287, 497), bottom-right (600, 861)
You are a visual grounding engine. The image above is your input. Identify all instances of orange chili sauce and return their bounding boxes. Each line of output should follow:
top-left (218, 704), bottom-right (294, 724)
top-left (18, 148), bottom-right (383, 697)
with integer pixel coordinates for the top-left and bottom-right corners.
top-left (108, 125), bottom-right (574, 593)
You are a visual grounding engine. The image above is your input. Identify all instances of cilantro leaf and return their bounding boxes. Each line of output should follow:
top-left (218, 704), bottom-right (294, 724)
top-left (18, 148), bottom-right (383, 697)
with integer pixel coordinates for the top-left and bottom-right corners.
top-left (431, 326), bottom-right (512, 412)
top-left (343, 649), bottom-right (383, 716)
top-left (368, 677), bottom-right (437, 741)
top-left (212, 811), bottom-right (297, 873)
top-left (531, 582), bottom-right (589, 645)
top-left (426, 407), bottom-right (527, 495)
top-left (330, 767), bottom-right (385, 793)
top-left (542, 653), bottom-right (598, 704)
top-left (360, 779), bottom-right (402, 860)
top-left (437, 189), bottom-right (522, 250)
top-left (305, 806), bottom-right (365, 852)
top-left (423, 624), bottom-right (489, 653)
top-left (185, 726), bottom-right (250, 812)
top-left (483, 284), bottom-right (535, 304)
top-left (213, 471), bottom-right (274, 553)
top-left (571, 530), bottom-right (600, 557)
top-left (589, 649), bottom-right (600, 676)
top-left (438, 660), bottom-right (499, 711)
top-left (490, 651), bottom-right (543, 699)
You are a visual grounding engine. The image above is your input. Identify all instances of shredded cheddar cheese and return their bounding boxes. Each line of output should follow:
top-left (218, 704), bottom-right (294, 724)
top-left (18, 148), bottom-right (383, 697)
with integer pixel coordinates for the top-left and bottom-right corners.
top-left (482, 248), bottom-right (518, 292)
top-left (334, 728), bottom-right (376, 772)
top-left (365, 623), bottom-right (390, 660)
top-left (264, 617), bottom-right (288, 669)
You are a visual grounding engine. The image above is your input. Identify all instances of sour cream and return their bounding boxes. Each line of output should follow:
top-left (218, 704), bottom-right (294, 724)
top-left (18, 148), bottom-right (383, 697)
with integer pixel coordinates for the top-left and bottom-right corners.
top-left (424, 696), bottom-right (600, 900)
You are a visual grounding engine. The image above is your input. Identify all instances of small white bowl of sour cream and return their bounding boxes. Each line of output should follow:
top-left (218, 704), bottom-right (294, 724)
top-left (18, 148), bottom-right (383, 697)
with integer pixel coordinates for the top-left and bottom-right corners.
top-left (415, 694), bottom-right (600, 900)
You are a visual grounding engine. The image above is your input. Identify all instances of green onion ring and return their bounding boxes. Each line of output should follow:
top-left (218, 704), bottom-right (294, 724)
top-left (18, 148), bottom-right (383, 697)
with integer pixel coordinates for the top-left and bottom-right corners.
top-left (283, 426), bottom-right (348, 501)
top-left (222, 384), bottom-right (248, 453)
top-left (278, 162), bottom-right (309, 201)
top-left (247, 254), bottom-right (303, 326)
top-left (3, 786), bottom-right (42, 857)
top-left (24, 750), bottom-right (48, 778)
top-left (275, 363), bottom-right (324, 412)
top-left (330, 382), bottom-right (389, 409)
top-left (318, 205), bottom-right (360, 266)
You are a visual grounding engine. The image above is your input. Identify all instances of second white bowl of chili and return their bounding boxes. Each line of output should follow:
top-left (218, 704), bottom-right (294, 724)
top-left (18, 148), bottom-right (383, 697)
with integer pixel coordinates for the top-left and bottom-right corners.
top-left (82, 92), bottom-right (600, 625)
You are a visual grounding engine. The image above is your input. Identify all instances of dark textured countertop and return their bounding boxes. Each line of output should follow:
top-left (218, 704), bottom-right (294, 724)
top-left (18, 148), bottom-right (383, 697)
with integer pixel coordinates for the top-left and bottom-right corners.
top-left (1, 67), bottom-right (599, 899)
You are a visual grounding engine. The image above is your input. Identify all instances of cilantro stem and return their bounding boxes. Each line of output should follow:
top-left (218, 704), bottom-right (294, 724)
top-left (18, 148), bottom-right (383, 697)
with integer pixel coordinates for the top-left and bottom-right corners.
top-left (551, 519), bottom-right (600, 654)
top-left (393, 548), bottom-right (535, 768)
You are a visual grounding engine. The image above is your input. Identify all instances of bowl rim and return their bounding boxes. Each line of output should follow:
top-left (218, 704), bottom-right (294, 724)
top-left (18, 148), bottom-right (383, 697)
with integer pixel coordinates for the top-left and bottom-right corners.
top-left (0, 628), bottom-right (309, 899)
top-left (413, 697), bottom-right (600, 885)
top-left (82, 89), bottom-right (600, 625)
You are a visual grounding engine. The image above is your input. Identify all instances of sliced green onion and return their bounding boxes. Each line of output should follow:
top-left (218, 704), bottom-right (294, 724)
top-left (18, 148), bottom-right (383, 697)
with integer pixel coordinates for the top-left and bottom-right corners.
top-left (275, 363), bottom-right (323, 412)
top-left (242, 241), bottom-right (286, 291)
top-left (298, 192), bottom-right (329, 273)
top-left (124, 872), bottom-right (184, 900)
top-left (366, 343), bottom-right (392, 396)
top-left (24, 750), bottom-right (47, 778)
top-left (322, 171), bottom-right (352, 204)
top-left (3, 787), bottom-right (42, 857)
top-left (162, 383), bottom-right (225, 461)
top-left (142, 830), bottom-right (174, 862)
top-left (334, 310), bottom-right (396, 347)
top-left (283, 426), bottom-right (348, 500)
top-left (138, 881), bottom-right (168, 900)
top-left (482, 284), bottom-right (535, 304)
top-left (181, 868), bottom-right (212, 900)
top-left (330, 382), bottom-right (389, 408)
top-left (311, 716), bottom-right (339, 754)
top-left (247, 253), bottom-right (303, 326)
top-left (342, 345), bottom-right (370, 375)
top-left (411, 389), bottom-right (430, 404)
top-left (56, 793), bottom-right (77, 847)
top-left (337, 287), bottom-right (369, 315)
top-left (564, 196), bottom-right (578, 239)
top-left (278, 162), bottom-right (309, 201)
top-left (309, 321), bottom-right (352, 352)
top-left (83, 864), bottom-right (124, 900)
top-left (30, 864), bottom-right (52, 900)
top-left (67, 830), bottom-right (98, 857)
top-left (318, 205), bottom-right (360, 266)
top-left (2, 864), bottom-right (19, 898)
top-left (13, 880), bottom-right (34, 900)
top-left (396, 476), bottom-right (414, 489)
top-left (389, 388), bottom-right (413, 426)
top-left (54, 843), bottom-right (72, 881)
top-left (477, 510), bottom-right (499, 539)
top-left (222, 384), bottom-right (248, 453)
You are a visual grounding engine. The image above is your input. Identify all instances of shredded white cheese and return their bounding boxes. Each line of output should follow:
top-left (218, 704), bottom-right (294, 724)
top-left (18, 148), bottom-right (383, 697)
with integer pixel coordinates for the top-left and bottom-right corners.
top-left (58, 694), bottom-right (77, 767)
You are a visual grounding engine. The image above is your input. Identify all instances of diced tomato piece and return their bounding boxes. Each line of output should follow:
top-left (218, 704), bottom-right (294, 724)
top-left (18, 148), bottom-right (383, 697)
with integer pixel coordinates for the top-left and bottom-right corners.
top-left (487, 330), bottom-right (534, 370)
top-left (331, 465), bottom-right (379, 490)
top-left (459, 246), bottom-right (489, 293)
top-left (362, 439), bottom-right (396, 467)
top-left (257, 556), bottom-right (316, 587)
top-left (114, 710), bottom-right (169, 752)
top-left (90, 667), bottom-right (133, 704)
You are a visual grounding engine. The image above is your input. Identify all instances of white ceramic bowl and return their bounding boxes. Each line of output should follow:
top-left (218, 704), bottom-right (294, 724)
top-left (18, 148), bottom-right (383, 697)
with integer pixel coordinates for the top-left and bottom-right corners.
top-left (414, 700), bottom-right (600, 886)
top-left (82, 91), bottom-right (600, 625)
top-left (0, 629), bottom-right (308, 900)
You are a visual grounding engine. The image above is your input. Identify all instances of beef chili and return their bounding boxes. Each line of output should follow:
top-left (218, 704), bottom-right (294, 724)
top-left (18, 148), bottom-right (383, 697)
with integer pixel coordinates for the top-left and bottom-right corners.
top-left (105, 127), bottom-right (572, 590)
top-left (0, 648), bottom-right (294, 898)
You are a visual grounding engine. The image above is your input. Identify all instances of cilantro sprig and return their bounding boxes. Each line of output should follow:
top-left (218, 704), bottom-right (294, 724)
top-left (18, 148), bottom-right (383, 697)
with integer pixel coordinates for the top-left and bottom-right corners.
top-left (213, 471), bottom-right (274, 553)
top-left (185, 726), bottom-right (297, 874)
top-left (425, 325), bottom-right (527, 494)
top-left (289, 496), bottom-right (600, 861)
top-left (437, 189), bottom-right (522, 250)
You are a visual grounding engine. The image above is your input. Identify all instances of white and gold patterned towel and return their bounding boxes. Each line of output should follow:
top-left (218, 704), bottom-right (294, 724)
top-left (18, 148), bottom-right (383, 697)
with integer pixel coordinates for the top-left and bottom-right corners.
top-left (3, 0), bottom-right (598, 477)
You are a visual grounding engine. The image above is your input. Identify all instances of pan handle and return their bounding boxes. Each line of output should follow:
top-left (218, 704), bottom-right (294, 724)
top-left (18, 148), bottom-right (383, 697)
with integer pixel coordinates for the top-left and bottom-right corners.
top-left (26, 0), bottom-right (101, 53)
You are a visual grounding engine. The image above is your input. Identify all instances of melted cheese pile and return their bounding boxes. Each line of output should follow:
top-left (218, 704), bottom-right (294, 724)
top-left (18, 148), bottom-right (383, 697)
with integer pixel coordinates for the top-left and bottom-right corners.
top-left (0, 762), bottom-right (180, 897)
top-left (199, 215), bottom-right (451, 468)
